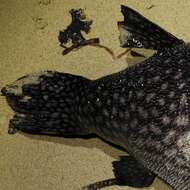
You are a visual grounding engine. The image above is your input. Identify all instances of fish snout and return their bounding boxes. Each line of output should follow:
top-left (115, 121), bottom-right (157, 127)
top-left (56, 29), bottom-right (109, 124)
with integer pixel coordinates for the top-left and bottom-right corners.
top-left (1, 85), bottom-right (22, 96)
top-left (1, 83), bottom-right (23, 97)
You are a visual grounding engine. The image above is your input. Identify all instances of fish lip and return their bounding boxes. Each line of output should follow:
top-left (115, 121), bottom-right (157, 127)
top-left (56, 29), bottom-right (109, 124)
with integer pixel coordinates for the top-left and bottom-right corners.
top-left (1, 82), bottom-right (24, 97)
top-left (1, 86), bottom-right (7, 96)
top-left (1, 86), bottom-right (20, 97)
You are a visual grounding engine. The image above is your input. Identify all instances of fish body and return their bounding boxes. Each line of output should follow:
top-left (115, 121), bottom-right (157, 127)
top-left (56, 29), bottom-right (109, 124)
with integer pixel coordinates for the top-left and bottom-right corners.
top-left (1, 5), bottom-right (190, 190)
top-left (82, 43), bottom-right (190, 190)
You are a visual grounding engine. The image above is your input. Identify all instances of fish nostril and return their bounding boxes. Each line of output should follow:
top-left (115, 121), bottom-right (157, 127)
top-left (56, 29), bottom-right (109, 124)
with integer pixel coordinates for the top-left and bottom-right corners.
top-left (1, 87), bottom-right (7, 96)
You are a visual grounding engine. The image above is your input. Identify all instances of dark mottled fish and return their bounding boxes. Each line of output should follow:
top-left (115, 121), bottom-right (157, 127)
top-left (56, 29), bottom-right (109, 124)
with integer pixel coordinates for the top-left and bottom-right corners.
top-left (1, 5), bottom-right (190, 190)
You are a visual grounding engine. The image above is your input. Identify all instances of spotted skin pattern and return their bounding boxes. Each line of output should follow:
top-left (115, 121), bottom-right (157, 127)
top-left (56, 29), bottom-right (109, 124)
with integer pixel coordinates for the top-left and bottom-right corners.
top-left (1, 5), bottom-right (190, 190)
top-left (84, 46), bottom-right (190, 190)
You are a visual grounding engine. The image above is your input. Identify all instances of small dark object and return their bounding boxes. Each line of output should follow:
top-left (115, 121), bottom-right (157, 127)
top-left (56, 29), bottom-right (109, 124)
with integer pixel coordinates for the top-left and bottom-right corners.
top-left (58, 8), bottom-right (100, 54)
top-left (58, 8), bottom-right (92, 45)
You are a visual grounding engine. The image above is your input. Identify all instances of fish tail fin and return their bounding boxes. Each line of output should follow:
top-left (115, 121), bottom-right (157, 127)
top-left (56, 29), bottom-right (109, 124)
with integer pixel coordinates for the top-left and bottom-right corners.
top-left (2, 71), bottom-right (92, 136)
top-left (118, 5), bottom-right (183, 50)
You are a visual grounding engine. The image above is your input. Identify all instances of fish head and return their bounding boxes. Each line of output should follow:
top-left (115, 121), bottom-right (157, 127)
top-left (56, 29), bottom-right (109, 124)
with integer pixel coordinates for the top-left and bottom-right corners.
top-left (1, 71), bottom-right (53, 112)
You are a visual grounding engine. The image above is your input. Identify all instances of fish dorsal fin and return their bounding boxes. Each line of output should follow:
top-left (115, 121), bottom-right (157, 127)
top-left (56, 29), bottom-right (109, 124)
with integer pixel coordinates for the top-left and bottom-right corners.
top-left (118, 5), bottom-right (184, 51)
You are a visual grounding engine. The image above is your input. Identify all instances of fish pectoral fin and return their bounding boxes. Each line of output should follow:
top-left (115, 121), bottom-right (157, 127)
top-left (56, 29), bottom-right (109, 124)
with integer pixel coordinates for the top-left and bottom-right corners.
top-left (118, 5), bottom-right (183, 51)
top-left (112, 155), bottom-right (156, 187)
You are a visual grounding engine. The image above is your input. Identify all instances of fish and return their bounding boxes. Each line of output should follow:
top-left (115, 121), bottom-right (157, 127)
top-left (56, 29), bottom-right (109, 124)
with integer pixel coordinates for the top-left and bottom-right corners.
top-left (1, 5), bottom-right (190, 190)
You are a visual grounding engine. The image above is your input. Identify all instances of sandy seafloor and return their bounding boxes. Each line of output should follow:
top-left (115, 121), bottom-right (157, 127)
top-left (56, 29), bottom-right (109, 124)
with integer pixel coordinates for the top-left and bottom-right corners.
top-left (1, 0), bottom-right (190, 190)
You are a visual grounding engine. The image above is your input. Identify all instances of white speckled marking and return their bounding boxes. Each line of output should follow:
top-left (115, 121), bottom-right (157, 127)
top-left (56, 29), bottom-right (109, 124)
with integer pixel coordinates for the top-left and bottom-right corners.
top-left (128, 91), bottom-right (133, 99)
top-left (119, 97), bottom-right (126, 104)
top-left (130, 103), bottom-right (136, 111)
top-left (130, 118), bottom-right (138, 128)
top-left (153, 76), bottom-right (160, 82)
top-left (158, 98), bottom-right (165, 106)
top-left (162, 115), bottom-right (171, 125)
top-left (175, 115), bottom-right (189, 126)
top-left (166, 69), bottom-right (172, 74)
top-left (136, 91), bottom-right (144, 99)
top-left (177, 131), bottom-right (190, 161)
top-left (103, 109), bottom-right (109, 117)
top-left (20, 95), bottom-right (32, 102)
top-left (113, 93), bottom-right (119, 100)
top-left (112, 107), bottom-right (117, 116)
top-left (174, 71), bottom-right (182, 80)
top-left (178, 82), bottom-right (186, 89)
top-left (163, 131), bottom-right (175, 144)
top-left (161, 83), bottom-right (168, 90)
top-left (146, 93), bottom-right (155, 103)
top-left (124, 111), bottom-right (130, 119)
top-left (169, 103), bottom-right (176, 111)
top-left (168, 91), bottom-right (175, 98)
top-left (151, 107), bottom-right (159, 117)
top-left (150, 124), bottom-right (162, 135)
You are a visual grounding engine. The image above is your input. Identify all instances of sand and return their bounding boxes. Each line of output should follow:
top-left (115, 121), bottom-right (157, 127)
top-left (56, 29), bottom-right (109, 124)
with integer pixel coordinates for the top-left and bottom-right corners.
top-left (0, 0), bottom-right (190, 189)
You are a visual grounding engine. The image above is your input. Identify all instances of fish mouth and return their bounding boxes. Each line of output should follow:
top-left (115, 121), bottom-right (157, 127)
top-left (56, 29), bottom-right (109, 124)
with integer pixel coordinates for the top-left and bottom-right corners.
top-left (1, 83), bottom-right (29, 113)
top-left (1, 85), bottom-right (27, 135)
top-left (1, 85), bottom-right (21, 97)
